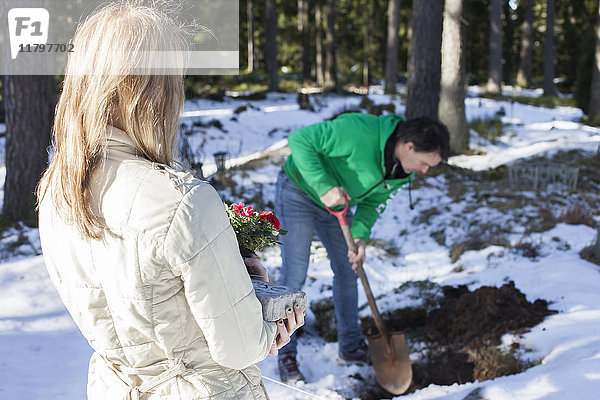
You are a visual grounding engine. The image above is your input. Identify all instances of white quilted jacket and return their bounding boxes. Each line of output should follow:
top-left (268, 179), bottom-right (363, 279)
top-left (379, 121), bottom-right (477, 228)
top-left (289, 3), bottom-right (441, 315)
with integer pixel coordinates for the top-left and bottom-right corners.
top-left (39, 126), bottom-right (277, 399)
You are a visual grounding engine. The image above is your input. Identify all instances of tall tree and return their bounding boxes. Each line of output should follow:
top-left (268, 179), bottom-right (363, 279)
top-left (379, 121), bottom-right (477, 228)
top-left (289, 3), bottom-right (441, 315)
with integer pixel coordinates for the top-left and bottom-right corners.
top-left (406, 0), bottom-right (443, 120)
top-left (265, 0), bottom-right (279, 91)
top-left (324, 0), bottom-right (337, 90)
top-left (362, 0), bottom-right (374, 88)
top-left (502, 1), bottom-right (514, 82)
top-left (487, 0), bottom-right (503, 93)
top-left (2, 76), bottom-right (52, 224)
top-left (247, 0), bottom-right (256, 73)
top-left (543, 0), bottom-right (557, 95)
top-left (439, 0), bottom-right (468, 154)
top-left (560, 2), bottom-right (580, 84)
top-left (315, 3), bottom-right (325, 86)
top-left (516, 0), bottom-right (534, 87)
top-left (589, 0), bottom-right (600, 124)
top-left (298, 0), bottom-right (311, 83)
top-left (385, 0), bottom-right (401, 94)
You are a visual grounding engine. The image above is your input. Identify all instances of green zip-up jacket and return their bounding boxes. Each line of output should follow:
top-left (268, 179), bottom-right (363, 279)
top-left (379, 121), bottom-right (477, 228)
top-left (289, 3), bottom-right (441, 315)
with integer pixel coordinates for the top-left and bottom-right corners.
top-left (283, 113), bottom-right (413, 241)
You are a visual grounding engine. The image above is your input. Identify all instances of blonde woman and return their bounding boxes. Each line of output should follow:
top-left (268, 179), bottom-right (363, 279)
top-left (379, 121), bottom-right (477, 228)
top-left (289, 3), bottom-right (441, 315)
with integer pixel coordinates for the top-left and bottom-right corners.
top-left (37, 2), bottom-right (303, 399)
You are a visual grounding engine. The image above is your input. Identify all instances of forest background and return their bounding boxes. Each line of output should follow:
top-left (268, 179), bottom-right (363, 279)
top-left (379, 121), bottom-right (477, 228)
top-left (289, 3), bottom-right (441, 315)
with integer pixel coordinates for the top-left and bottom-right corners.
top-left (1, 0), bottom-right (600, 227)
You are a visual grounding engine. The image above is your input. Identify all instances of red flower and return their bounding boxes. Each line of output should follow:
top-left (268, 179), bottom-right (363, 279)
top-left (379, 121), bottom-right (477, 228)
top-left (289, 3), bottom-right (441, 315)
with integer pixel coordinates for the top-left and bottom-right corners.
top-left (241, 206), bottom-right (254, 217)
top-left (259, 211), bottom-right (281, 230)
top-left (232, 203), bottom-right (245, 214)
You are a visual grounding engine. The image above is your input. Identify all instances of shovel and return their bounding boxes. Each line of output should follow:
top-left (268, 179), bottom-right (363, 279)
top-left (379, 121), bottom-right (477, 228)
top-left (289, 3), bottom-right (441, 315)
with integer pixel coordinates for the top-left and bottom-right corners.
top-left (327, 195), bottom-right (412, 395)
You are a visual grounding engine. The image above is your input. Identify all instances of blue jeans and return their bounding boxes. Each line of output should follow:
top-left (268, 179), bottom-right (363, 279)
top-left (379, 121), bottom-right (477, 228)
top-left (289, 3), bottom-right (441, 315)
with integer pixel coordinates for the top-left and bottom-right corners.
top-left (275, 170), bottom-right (363, 355)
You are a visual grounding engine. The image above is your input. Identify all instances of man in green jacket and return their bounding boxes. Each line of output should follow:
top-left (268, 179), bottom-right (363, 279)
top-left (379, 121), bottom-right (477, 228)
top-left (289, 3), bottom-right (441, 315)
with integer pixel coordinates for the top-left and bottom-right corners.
top-left (275, 113), bottom-right (450, 383)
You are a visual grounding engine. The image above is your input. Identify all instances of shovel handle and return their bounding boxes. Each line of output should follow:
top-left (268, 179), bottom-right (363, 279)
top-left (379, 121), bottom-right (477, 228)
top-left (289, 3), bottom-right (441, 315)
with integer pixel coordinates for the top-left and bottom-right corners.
top-left (327, 197), bottom-right (393, 354)
top-left (339, 224), bottom-right (392, 348)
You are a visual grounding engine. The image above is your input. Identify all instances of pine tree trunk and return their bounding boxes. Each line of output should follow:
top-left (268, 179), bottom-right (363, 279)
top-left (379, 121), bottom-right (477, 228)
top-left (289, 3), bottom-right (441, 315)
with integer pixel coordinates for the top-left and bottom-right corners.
top-left (588, 0), bottom-right (600, 124)
top-left (324, 0), bottom-right (337, 91)
top-left (406, 0), bottom-right (443, 120)
top-left (315, 5), bottom-right (324, 86)
top-left (503, 2), bottom-right (513, 82)
top-left (439, 0), bottom-right (468, 155)
top-left (385, 0), bottom-right (401, 94)
top-left (543, 0), bottom-right (557, 96)
top-left (265, 0), bottom-right (279, 91)
top-left (2, 75), bottom-right (51, 224)
top-left (247, 0), bottom-right (255, 73)
top-left (516, 0), bottom-right (534, 87)
top-left (564, 4), bottom-right (578, 83)
top-left (363, 23), bottom-right (370, 88)
top-left (363, 0), bottom-right (373, 88)
top-left (487, 0), bottom-right (503, 94)
top-left (298, 0), bottom-right (311, 83)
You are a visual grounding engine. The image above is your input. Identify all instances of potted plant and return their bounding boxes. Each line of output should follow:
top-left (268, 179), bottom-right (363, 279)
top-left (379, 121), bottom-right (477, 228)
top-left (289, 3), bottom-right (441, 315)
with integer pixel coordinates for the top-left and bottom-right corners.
top-left (225, 202), bottom-right (306, 321)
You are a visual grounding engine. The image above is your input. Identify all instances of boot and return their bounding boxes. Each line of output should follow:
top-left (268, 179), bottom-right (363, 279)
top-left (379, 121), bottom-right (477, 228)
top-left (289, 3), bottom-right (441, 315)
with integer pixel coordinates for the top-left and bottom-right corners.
top-left (277, 352), bottom-right (305, 384)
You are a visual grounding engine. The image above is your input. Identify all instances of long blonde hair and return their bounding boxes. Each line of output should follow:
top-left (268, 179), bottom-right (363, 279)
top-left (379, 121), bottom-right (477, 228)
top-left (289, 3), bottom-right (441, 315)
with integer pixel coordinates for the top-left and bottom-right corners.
top-left (38, 1), bottom-right (187, 239)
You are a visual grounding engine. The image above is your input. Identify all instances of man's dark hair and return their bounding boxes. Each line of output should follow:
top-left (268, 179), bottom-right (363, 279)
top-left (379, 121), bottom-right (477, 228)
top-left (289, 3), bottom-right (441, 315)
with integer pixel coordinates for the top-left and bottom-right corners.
top-left (394, 117), bottom-right (451, 161)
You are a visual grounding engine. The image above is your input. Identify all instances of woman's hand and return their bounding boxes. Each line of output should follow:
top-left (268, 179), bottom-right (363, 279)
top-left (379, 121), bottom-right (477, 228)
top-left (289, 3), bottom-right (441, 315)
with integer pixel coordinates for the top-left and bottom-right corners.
top-left (243, 256), bottom-right (269, 282)
top-left (244, 256), bottom-right (305, 355)
top-left (348, 238), bottom-right (366, 273)
top-left (269, 304), bottom-right (306, 355)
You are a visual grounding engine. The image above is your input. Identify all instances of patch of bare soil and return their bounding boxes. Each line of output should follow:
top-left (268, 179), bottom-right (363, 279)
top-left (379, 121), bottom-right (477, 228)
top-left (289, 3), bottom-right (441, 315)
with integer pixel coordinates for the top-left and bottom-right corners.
top-left (426, 281), bottom-right (553, 349)
top-left (358, 281), bottom-right (555, 398)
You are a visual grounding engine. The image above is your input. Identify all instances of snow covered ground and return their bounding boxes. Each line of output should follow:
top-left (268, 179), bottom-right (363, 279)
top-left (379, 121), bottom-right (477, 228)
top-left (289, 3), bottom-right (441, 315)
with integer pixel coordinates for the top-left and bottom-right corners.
top-left (1, 89), bottom-right (599, 399)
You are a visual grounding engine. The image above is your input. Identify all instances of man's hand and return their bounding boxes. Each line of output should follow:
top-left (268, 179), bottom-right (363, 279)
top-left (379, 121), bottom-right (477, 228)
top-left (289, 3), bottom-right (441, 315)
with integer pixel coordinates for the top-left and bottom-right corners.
top-left (320, 186), bottom-right (349, 208)
top-left (244, 256), bottom-right (269, 282)
top-left (269, 304), bottom-right (306, 355)
top-left (348, 238), bottom-right (366, 273)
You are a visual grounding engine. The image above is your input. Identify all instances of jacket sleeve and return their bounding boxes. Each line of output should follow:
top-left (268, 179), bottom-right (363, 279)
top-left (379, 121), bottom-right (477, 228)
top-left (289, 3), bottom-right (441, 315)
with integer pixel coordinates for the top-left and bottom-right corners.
top-left (352, 190), bottom-right (392, 241)
top-left (163, 182), bottom-right (277, 370)
top-left (287, 118), bottom-right (356, 197)
top-left (352, 177), bottom-right (411, 240)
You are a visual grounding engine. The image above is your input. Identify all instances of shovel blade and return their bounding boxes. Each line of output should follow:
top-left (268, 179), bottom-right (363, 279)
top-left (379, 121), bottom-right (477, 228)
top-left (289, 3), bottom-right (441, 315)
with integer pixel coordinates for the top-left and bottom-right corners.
top-left (367, 331), bottom-right (412, 395)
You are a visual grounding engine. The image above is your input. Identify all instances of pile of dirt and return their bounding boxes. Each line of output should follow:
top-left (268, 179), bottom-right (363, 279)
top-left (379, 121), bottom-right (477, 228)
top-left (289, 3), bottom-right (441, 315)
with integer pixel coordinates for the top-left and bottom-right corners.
top-left (426, 281), bottom-right (555, 349)
top-left (359, 281), bottom-right (556, 398)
